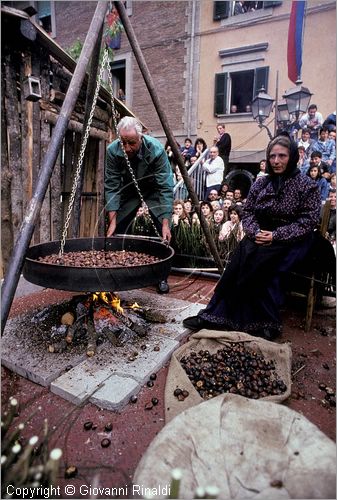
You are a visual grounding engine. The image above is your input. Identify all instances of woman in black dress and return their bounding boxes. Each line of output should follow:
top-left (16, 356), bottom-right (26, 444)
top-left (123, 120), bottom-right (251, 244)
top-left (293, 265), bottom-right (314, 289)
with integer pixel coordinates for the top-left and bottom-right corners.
top-left (183, 135), bottom-right (322, 340)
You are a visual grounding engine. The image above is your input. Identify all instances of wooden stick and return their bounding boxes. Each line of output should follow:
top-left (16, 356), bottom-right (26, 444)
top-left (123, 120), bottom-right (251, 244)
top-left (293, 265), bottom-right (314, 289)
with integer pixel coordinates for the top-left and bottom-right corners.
top-left (86, 317), bottom-right (97, 357)
top-left (292, 364), bottom-right (306, 377)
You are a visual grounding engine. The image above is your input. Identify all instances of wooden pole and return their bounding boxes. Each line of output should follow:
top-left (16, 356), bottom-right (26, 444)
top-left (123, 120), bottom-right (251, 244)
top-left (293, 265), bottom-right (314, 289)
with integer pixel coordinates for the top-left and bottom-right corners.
top-left (1, 1), bottom-right (108, 334)
top-left (114, 1), bottom-right (224, 274)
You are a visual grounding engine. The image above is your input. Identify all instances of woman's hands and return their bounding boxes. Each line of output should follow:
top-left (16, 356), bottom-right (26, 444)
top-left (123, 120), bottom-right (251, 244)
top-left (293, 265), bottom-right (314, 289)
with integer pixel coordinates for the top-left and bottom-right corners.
top-left (255, 230), bottom-right (273, 245)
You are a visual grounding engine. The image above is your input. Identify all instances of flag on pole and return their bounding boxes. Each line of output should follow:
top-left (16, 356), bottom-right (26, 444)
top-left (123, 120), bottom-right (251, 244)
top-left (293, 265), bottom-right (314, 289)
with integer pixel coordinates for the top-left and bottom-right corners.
top-left (287, 1), bottom-right (306, 83)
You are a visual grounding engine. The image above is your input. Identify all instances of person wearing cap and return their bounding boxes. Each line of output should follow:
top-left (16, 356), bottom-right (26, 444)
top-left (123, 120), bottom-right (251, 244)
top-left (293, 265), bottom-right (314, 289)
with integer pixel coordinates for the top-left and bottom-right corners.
top-left (105, 116), bottom-right (174, 293)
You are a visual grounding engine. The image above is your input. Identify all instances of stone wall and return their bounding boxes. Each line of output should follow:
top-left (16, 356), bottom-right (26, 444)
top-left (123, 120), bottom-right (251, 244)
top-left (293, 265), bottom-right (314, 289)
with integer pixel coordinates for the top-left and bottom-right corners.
top-left (53, 1), bottom-right (198, 142)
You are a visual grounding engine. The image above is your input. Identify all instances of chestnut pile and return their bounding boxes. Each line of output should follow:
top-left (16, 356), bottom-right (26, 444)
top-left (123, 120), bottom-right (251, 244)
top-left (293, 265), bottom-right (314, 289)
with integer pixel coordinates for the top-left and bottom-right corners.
top-left (180, 344), bottom-right (287, 400)
top-left (37, 250), bottom-right (160, 268)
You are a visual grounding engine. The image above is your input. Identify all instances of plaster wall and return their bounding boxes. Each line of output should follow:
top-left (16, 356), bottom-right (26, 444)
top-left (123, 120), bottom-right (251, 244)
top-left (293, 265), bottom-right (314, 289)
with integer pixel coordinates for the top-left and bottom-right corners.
top-left (198, 0), bottom-right (336, 160)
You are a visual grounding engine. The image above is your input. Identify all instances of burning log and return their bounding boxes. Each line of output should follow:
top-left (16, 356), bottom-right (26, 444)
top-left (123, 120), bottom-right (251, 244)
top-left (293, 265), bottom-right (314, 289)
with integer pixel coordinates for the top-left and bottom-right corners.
top-left (48, 339), bottom-right (67, 353)
top-left (94, 292), bottom-right (148, 337)
top-left (124, 302), bottom-right (166, 323)
top-left (45, 291), bottom-right (165, 356)
top-left (86, 301), bottom-right (97, 357)
top-left (65, 324), bottom-right (76, 344)
top-left (136, 308), bottom-right (166, 324)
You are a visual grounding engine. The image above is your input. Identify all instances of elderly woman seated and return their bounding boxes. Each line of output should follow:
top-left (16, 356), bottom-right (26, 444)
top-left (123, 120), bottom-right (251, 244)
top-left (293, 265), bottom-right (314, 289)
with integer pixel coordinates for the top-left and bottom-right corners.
top-left (184, 134), bottom-right (322, 340)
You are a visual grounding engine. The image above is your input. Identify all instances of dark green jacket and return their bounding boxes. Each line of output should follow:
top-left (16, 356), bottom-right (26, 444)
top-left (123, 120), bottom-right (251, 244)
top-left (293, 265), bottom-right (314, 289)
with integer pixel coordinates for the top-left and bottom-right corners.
top-left (105, 135), bottom-right (174, 224)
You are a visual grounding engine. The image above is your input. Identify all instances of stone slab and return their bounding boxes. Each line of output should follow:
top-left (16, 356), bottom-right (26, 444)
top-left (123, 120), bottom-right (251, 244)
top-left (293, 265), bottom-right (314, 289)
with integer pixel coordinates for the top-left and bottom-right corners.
top-left (89, 375), bottom-right (140, 410)
top-left (2, 292), bottom-right (203, 409)
top-left (50, 334), bottom-right (179, 405)
top-left (50, 357), bottom-right (115, 405)
top-left (1, 314), bottom-right (86, 387)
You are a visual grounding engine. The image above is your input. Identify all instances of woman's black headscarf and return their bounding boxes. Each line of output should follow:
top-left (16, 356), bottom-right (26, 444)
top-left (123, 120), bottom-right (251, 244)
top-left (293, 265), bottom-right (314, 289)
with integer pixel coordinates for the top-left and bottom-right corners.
top-left (265, 133), bottom-right (299, 194)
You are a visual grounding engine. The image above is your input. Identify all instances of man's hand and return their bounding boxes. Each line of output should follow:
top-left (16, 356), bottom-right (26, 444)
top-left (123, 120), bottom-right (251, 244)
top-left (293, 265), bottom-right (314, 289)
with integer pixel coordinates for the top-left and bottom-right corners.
top-left (107, 211), bottom-right (117, 237)
top-left (255, 230), bottom-right (273, 245)
top-left (162, 218), bottom-right (171, 243)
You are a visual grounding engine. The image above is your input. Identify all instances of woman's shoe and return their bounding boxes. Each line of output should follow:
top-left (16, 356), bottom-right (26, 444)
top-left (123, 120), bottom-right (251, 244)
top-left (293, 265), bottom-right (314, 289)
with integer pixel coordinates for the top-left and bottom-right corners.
top-left (183, 315), bottom-right (214, 331)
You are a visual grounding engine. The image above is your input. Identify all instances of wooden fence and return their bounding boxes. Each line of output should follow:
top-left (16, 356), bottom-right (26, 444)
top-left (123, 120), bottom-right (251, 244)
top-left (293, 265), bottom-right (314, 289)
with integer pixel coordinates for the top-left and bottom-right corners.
top-left (1, 30), bottom-right (114, 277)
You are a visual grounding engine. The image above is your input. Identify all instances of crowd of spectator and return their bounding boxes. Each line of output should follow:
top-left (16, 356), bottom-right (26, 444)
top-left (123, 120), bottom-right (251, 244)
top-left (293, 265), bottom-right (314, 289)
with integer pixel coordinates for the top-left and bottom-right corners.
top-left (131, 106), bottom-right (336, 265)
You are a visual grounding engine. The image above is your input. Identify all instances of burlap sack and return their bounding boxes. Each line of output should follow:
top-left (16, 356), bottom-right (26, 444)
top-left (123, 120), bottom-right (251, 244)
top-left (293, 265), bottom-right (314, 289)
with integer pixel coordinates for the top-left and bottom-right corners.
top-left (165, 330), bottom-right (292, 423)
top-left (134, 394), bottom-right (336, 499)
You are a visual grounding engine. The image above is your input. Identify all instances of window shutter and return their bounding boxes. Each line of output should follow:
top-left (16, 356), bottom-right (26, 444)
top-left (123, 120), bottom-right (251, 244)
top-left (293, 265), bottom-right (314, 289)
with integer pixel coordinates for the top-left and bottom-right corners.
top-left (263, 1), bottom-right (283, 8)
top-left (213, 2), bottom-right (229, 21)
top-left (214, 73), bottom-right (228, 115)
top-left (253, 67), bottom-right (269, 97)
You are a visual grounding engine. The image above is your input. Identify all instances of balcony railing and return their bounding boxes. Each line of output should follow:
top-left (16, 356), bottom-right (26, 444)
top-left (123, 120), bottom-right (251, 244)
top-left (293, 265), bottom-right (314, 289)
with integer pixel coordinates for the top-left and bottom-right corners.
top-left (173, 148), bottom-right (209, 200)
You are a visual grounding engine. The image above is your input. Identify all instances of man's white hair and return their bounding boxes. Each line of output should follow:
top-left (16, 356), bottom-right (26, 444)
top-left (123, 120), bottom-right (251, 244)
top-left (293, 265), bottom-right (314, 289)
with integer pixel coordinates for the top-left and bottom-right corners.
top-left (117, 116), bottom-right (143, 138)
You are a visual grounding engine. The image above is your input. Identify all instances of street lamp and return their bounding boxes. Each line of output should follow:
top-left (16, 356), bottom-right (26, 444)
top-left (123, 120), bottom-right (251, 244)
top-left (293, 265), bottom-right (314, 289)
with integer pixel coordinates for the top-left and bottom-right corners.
top-left (276, 99), bottom-right (292, 134)
top-left (282, 79), bottom-right (313, 120)
top-left (251, 87), bottom-right (274, 140)
top-left (277, 100), bottom-right (290, 124)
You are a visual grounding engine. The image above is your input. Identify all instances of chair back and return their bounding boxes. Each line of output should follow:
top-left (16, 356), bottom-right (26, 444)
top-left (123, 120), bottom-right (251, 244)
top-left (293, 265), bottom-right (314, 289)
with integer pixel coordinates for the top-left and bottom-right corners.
top-left (320, 200), bottom-right (331, 237)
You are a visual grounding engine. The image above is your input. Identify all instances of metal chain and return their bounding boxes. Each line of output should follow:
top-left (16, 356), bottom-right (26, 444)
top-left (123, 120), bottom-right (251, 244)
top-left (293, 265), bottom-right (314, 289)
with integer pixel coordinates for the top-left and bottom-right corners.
top-left (59, 50), bottom-right (111, 256)
top-left (59, 47), bottom-right (163, 257)
top-left (104, 52), bottom-right (162, 240)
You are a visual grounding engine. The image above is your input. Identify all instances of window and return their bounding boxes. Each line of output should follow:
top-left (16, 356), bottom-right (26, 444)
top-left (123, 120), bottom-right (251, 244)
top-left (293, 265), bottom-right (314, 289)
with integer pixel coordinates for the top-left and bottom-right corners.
top-left (37, 1), bottom-right (51, 32)
top-left (35, 1), bottom-right (56, 36)
top-left (110, 60), bottom-right (126, 101)
top-left (124, 0), bottom-right (132, 16)
top-left (214, 67), bottom-right (269, 115)
top-left (213, 1), bottom-right (282, 21)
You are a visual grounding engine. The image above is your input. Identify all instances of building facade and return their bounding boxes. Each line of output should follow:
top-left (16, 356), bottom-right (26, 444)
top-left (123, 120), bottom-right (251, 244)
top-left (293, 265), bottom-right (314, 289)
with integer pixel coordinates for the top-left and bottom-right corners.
top-left (3, 0), bottom-right (336, 171)
top-left (198, 0), bottom-right (336, 168)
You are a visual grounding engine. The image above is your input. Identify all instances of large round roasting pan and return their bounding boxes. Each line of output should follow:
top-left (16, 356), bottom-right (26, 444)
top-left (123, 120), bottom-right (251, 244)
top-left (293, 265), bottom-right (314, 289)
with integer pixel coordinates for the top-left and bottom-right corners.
top-left (23, 236), bottom-right (174, 292)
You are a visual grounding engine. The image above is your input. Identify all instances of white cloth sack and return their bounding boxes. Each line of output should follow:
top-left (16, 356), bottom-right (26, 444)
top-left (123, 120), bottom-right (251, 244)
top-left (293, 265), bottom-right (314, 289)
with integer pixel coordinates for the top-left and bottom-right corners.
top-left (134, 394), bottom-right (336, 499)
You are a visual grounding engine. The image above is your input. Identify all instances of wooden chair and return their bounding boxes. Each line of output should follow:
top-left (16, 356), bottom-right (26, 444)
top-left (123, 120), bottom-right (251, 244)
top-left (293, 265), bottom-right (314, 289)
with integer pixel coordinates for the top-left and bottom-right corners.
top-left (289, 200), bottom-right (335, 332)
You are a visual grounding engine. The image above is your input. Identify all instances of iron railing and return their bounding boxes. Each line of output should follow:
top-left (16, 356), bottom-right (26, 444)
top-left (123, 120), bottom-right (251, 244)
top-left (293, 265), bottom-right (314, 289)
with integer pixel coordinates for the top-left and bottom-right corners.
top-left (173, 148), bottom-right (209, 201)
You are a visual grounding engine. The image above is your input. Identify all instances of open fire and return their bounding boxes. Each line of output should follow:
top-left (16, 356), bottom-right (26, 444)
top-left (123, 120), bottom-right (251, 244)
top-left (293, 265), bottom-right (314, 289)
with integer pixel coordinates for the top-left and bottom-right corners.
top-left (48, 292), bottom-right (166, 357)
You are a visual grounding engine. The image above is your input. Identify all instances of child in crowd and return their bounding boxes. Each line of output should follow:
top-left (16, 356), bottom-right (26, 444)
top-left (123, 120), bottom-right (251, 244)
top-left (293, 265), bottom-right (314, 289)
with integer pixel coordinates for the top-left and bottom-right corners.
top-left (194, 138), bottom-right (207, 161)
top-left (297, 129), bottom-right (313, 159)
top-left (172, 199), bottom-right (190, 226)
top-left (256, 159), bottom-right (268, 178)
top-left (183, 199), bottom-right (193, 221)
top-left (200, 201), bottom-right (213, 224)
top-left (310, 151), bottom-right (331, 180)
top-left (222, 199), bottom-right (234, 222)
top-left (219, 205), bottom-right (245, 242)
top-left (297, 146), bottom-right (310, 174)
top-left (180, 138), bottom-right (195, 166)
top-left (307, 164), bottom-right (330, 201)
